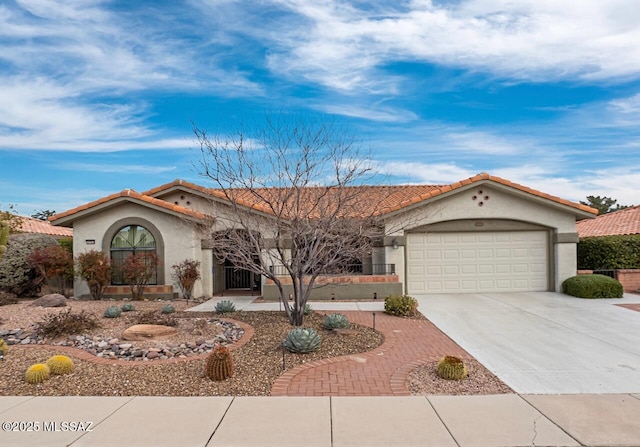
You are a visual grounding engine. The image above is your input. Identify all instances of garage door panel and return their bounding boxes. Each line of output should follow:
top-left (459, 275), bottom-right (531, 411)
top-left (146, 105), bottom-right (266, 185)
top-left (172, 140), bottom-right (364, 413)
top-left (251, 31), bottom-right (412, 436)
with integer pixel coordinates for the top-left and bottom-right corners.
top-left (407, 231), bottom-right (548, 294)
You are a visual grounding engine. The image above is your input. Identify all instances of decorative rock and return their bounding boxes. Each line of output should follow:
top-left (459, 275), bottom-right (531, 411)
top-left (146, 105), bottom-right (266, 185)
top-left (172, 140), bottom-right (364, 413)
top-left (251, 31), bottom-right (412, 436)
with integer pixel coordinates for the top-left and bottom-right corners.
top-left (6, 318), bottom-right (244, 361)
top-left (30, 294), bottom-right (67, 307)
top-left (122, 324), bottom-right (178, 341)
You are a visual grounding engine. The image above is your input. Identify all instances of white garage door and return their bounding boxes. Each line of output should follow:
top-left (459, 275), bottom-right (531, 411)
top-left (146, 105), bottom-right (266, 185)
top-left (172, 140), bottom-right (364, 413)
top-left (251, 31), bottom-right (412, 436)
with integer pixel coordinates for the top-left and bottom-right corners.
top-left (406, 231), bottom-right (548, 294)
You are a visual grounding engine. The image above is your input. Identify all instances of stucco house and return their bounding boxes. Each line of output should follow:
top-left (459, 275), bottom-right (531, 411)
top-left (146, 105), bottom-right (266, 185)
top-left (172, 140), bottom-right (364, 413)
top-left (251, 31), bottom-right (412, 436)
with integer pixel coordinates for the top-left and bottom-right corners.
top-left (50, 173), bottom-right (596, 300)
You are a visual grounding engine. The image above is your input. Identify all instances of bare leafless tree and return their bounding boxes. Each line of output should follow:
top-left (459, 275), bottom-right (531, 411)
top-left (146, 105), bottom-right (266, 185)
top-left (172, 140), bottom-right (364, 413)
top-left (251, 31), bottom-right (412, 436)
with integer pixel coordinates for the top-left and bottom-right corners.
top-left (194, 114), bottom-right (389, 326)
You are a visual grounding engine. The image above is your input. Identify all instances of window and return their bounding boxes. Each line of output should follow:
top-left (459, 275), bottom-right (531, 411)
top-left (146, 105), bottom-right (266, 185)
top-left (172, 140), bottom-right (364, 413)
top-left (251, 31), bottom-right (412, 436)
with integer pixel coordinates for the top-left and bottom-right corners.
top-left (110, 225), bottom-right (157, 285)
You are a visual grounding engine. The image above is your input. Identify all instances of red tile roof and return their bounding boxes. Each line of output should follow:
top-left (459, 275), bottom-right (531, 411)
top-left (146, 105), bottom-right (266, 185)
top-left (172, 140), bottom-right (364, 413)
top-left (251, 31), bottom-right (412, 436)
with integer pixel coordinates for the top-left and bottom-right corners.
top-left (51, 173), bottom-right (596, 224)
top-left (49, 189), bottom-right (207, 223)
top-left (17, 215), bottom-right (74, 237)
top-left (577, 205), bottom-right (640, 237)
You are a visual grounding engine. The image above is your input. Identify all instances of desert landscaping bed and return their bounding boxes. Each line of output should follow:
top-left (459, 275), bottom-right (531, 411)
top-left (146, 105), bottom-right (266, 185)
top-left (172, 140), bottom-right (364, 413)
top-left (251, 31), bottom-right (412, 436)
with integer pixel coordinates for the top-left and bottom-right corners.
top-left (0, 299), bottom-right (512, 396)
top-left (0, 300), bottom-right (384, 396)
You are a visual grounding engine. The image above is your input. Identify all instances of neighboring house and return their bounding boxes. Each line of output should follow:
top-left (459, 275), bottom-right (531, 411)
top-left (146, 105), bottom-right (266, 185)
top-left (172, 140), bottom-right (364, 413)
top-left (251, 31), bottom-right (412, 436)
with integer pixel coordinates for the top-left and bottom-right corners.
top-left (577, 205), bottom-right (640, 238)
top-left (17, 215), bottom-right (73, 238)
top-left (50, 173), bottom-right (597, 300)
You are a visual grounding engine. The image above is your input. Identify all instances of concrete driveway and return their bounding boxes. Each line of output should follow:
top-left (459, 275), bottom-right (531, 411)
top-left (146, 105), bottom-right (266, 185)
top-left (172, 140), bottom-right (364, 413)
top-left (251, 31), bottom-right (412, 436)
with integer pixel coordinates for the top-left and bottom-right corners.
top-left (415, 292), bottom-right (640, 394)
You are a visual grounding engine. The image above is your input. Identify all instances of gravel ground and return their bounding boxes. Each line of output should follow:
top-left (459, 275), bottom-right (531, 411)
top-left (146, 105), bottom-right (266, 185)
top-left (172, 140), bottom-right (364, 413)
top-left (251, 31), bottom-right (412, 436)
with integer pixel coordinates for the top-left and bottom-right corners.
top-left (1, 299), bottom-right (513, 396)
top-left (407, 360), bottom-right (513, 395)
top-left (0, 300), bottom-right (383, 396)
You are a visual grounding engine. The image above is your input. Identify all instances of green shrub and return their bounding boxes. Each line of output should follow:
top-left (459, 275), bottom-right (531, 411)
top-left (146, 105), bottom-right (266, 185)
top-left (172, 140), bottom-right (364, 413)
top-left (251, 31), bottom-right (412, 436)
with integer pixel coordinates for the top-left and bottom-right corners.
top-left (0, 233), bottom-right (58, 296)
top-left (35, 309), bottom-right (100, 338)
top-left (578, 235), bottom-right (640, 270)
top-left (384, 295), bottom-right (419, 317)
top-left (103, 305), bottom-right (122, 318)
top-left (562, 274), bottom-right (623, 299)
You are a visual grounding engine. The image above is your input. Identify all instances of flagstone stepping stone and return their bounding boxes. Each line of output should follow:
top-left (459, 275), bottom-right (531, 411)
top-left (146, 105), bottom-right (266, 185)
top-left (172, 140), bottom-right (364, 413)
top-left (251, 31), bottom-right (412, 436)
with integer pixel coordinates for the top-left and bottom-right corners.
top-left (122, 324), bottom-right (177, 341)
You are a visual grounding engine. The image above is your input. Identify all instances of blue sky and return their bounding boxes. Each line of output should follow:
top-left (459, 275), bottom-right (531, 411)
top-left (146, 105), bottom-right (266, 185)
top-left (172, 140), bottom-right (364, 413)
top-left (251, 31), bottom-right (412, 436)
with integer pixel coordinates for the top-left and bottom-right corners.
top-left (1, 0), bottom-right (640, 216)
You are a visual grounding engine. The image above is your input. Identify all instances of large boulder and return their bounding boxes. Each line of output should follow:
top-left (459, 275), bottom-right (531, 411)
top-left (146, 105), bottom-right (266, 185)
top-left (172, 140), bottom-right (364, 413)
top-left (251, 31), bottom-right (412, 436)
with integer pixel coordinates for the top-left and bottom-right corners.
top-left (122, 324), bottom-right (177, 341)
top-left (30, 293), bottom-right (67, 307)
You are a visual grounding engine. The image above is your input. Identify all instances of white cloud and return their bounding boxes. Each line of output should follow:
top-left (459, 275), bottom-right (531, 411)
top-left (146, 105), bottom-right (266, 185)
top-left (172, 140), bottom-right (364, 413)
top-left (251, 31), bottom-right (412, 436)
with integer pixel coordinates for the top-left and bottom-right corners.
top-left (263, 0), bottom-right (640, 92)
top-left (59, 163), bottom-right (177, 174)
top-left (0, 0), bottom-right (262, 153)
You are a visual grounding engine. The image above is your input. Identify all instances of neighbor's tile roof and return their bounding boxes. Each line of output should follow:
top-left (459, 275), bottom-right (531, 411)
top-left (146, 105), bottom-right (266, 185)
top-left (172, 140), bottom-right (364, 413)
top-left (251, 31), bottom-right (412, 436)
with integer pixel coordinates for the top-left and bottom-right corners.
top-left (18, 215), bottom-right (74, 237)
top-left (577, 205), bottom-right (640, 237)
top-left (49, 189), bottom-right (207, 223)
top-left (52, 172), bottom-right (596, 224)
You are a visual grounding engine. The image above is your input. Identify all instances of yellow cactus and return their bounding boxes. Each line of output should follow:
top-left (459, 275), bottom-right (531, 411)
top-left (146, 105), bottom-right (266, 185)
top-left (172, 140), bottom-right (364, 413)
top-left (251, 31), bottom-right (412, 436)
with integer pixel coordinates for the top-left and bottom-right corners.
top-left (0, 339), bottom-right (8, 356)
top-left (46, 355), bottom-right (75, 375)
top-left (25, 364), bottom-right (51, 384)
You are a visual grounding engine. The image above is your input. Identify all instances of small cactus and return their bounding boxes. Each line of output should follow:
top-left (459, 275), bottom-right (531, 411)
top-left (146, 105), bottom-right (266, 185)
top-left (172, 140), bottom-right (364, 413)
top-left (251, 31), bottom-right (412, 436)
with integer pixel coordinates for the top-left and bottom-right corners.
top-left (283, 327), bottom-right (321, 353)
top-left (323, 313), bottom-right (350, 330)
top-left (436, 356), bottom-right (468, 380)
top-left (103, 305), bottom-right (122, 318)
top-left (0, 338), bottom-right (8, 356)
top-left (25, 363), bottom-right (51, 384)
top-left (161, 304), bottom-right (175, 314)
top-left (204, 345), bottom-right (234, 381)
top-left (121, 303), bottom-right (135, 312)
top-left (46, 355), bottom-right (74, 375)
top-left (215, 300), bottom-right (236, 314)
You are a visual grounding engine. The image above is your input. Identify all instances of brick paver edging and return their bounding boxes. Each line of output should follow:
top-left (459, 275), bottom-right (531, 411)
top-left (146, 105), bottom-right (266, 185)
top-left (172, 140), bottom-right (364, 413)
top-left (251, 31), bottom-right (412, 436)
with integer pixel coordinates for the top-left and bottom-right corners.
top-left (270, 311), bottom-right (469, 396)
top-left (13, 318), bottom-right (255, 367)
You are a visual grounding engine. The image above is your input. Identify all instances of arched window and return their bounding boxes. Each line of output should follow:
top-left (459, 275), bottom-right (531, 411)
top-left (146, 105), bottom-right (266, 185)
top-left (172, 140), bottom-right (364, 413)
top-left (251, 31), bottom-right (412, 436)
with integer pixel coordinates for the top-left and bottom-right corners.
top-left (110, 225), bottom-right (157, 285)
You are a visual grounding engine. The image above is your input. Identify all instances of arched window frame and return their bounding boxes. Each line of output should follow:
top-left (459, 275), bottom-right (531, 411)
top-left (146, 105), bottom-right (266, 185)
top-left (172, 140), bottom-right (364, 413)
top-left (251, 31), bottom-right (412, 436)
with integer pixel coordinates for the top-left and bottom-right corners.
top-left (102, 218), bottom-right (164, 286)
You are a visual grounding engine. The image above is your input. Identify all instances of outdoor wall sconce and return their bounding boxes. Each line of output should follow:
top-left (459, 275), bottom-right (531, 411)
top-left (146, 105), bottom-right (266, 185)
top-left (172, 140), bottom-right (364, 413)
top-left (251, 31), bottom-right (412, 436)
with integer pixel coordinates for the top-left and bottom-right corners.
top-left (392, 238), bottom-right (399, 249)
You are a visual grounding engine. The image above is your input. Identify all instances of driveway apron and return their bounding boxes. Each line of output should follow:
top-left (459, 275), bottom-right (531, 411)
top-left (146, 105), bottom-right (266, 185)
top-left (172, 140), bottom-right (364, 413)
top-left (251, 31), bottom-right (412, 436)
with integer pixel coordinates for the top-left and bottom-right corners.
top-left (415, 292), bottom-right (640, 394)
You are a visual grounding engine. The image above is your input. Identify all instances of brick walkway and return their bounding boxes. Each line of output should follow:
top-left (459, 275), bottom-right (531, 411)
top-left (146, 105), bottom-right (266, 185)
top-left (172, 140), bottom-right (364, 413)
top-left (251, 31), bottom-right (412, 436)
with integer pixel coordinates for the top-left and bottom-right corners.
top-left (271, 311), bottom-right (469, 396)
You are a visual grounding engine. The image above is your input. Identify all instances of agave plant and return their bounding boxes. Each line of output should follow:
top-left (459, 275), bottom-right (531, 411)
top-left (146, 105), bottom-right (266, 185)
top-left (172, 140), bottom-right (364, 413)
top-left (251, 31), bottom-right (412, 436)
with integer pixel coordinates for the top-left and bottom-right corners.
top-left (283, 328), bottom-right (321, 353)
top-left (103, 306), bottom-right (122, 318)
top-left (215, 300), bottom-right (236, 314)
top-left (323, 313), bottom-right (350, 330)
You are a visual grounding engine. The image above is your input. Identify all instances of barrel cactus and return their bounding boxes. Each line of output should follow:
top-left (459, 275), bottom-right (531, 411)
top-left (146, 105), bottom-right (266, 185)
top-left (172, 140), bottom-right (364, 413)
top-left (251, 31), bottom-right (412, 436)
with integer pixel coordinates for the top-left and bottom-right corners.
top-left (283, 328), bottom-right (321, 353)
top-left (215, 300), bottom-right (236, 314)
top-left (103, 305), bottom-right (122, 318)
top-left (0, 338), bottom-right (8, 356)
top-left (25, 363), bottom-right (51, 384)
top-left (204, 345), bottom-right (234, 381)
top-left (436, 356), bottom-right (468, 380)
top-left (46, 355), bottom-right (74, 375)
top-left (323, 313), bottom-right (350, 330)
top-left (121, 303), bottom-right (135, 312)
top-left (161, 304), bottom-right (175, 314)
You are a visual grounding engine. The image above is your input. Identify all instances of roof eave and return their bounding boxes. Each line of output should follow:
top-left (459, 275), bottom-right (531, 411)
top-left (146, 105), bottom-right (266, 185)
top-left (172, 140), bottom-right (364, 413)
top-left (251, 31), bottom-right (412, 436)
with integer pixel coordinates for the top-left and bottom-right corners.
top-left (50, 197), bottom-right (207, 227)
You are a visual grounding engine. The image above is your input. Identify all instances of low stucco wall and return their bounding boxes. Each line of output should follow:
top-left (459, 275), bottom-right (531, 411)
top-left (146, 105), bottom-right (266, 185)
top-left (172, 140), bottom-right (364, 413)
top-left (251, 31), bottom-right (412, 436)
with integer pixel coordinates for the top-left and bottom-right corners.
top-left (262, 275), bottom-right (402, 300)
top-left (616, 270), bottom-right (640, 292)
top-left (577, 269), bottom-right (640, 292)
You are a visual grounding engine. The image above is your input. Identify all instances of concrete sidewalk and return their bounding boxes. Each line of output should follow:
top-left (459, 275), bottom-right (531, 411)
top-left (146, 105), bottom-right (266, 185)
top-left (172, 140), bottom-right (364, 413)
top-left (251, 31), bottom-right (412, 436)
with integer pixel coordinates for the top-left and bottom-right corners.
top-left (187, 296), bottom-right (385, 312)
top-left (2, 394), bottom-right (640, 446)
